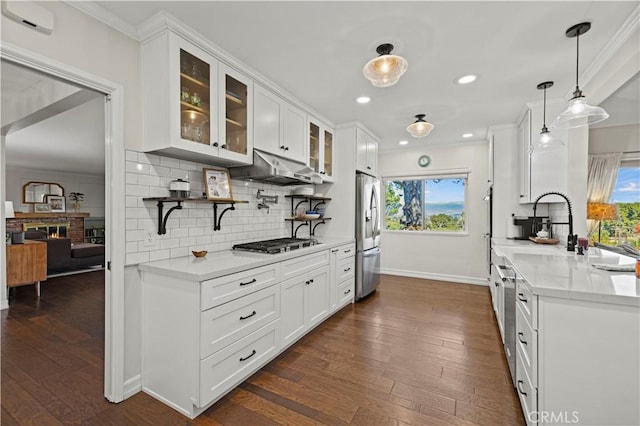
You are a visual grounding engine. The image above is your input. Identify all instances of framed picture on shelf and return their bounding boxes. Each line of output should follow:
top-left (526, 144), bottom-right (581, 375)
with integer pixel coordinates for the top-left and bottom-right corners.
top-left (46, 195), bottom-right (66, 213)
top-left (34, 203), bottom-right (52, 213)
top-left (203, 168), bottom-right (233, 201)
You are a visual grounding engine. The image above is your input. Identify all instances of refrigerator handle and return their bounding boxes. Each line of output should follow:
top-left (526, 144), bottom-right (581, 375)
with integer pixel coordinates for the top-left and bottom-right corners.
top-left (370, 184), bottom-right (380, 237)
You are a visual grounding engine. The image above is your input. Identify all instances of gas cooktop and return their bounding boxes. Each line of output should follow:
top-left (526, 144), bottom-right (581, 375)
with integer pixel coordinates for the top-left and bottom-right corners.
top-left (232, 237), bottom-right (316, 254)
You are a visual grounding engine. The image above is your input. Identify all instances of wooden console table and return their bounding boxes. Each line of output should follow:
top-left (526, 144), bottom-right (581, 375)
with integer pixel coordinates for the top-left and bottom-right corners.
top-left (6, 240), bottom-right (47, 297)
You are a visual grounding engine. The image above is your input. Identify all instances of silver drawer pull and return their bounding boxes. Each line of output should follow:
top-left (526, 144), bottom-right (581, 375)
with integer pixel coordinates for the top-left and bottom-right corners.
top-left (239, 278), bottom-right (257, 286)
top-left (517, 293), bottom-right (528, 303)
top-left (344, 289), bottom-right (351, 295)
top-left (343, 267), bottom-right (351, 272)
top-left (239, 349), bottom-right (256, 362)
top-left (518, 332), bottom-right (527, 345)
top-left (239, 310), bottom-right (257, 321)
top-left (517, 380), bottom-right (527, 396)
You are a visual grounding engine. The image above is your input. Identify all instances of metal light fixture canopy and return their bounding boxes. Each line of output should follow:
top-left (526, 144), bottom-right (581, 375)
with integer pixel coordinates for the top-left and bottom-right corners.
top-left (552, 22), bottom-right (609, 129)
top-left (363, 43), bottom-right (409, 88)
top-left (534, 81), bottom-right (564, 152)
top-left (407, 114), bottom-right (434, 138)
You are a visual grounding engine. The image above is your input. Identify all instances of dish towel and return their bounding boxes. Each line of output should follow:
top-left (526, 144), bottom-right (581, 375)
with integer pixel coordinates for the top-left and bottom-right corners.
top-left (591, 263), bottom-right (635, 272)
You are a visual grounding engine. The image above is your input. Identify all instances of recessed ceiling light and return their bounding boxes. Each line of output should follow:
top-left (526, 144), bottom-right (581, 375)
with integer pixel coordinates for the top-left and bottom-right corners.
top-left (356, 96), bottom-right (371, 104)
top-left (457, 74), bottom-right (477, 85)
top-left (399, 140), bottom-right (409, 145)
top-left (462, 133), bottom-right (473, 138)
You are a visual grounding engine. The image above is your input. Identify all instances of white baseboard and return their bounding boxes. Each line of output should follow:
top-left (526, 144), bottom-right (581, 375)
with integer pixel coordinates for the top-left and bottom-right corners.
top-left (0, 299), bottom-right (8, 310)
top-left (123, 374), bottom-right (142, 399)
top-left (380, 268), bottom-right (488, 286)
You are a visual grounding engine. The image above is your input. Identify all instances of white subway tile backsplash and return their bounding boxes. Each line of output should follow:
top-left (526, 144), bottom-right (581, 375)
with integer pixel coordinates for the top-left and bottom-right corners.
top-left (149, 249), bottom-right (171, 262)
top-left (125, 196), bottom-right (139, 208)
top-left (126, 184), bottom-right (150, 197)
top-left (125, 150), bottom-right (138, 161)
top-left (170, 247), bottom-right (189, 258)
top-left (159, 156), bottom-right (180, 168)
top-left (160, 238), bottom-right (180, 250)
top-left (126, 173), bottom-right (138, 184)
top-left (137, 174), bottom-right (161, 187)
top-left (126, 241), bottom-right (138, 253)
top-left (126, 252), bottom-right (150, 265)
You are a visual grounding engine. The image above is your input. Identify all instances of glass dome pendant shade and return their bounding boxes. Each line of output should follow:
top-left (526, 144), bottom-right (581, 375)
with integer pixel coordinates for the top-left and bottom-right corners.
top-left (407, 114), bottom-right (434, 138)
top-left (534, 81), bottom-right (564, 152)
top-left (363, 43), bottom-right (408, 88)
top-left (552, 22), bottom-right (609, 129)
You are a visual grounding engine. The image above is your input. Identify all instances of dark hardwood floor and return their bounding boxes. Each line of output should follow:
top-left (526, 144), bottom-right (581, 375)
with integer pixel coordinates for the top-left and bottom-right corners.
top-left (2, 273), bottom-right (525, 425)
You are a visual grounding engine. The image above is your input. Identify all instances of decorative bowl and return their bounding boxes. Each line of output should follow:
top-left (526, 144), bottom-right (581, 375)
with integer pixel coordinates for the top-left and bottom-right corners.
top-left (305, 210), bottom-right (317, 215)
top-left (303, 214), bottom-right (320, 220)
top-left (192, 250), bottom-right (208, 258)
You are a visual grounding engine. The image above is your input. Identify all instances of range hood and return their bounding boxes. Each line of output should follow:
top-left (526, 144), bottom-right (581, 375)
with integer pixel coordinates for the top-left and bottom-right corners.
top-left (230, 149), bottom-right (322, 185)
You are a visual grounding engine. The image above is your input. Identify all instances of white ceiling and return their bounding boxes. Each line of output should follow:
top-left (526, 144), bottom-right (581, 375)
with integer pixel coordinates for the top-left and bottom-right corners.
top-left (93, 0), bottom-right (637, 150)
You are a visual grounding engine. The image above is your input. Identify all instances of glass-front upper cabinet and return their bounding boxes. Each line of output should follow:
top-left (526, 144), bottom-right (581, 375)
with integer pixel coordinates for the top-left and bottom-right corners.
top-left (307, 117), bottom-right (334, 182)
top-left (218, 63), bottom-right (253, 163)
top-left (180, 49), bottom-right (211, 145)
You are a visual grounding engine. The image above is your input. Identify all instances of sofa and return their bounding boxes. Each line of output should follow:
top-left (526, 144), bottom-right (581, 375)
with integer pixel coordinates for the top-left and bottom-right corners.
top-left (24, 230), bottom-right (105, 275)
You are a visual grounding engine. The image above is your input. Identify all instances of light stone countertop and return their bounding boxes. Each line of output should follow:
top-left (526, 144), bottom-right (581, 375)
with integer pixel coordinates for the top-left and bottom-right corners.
top-left (492, 238), bottom-right (639, 307)
top-left (138, 238), bottom-right (355, 282)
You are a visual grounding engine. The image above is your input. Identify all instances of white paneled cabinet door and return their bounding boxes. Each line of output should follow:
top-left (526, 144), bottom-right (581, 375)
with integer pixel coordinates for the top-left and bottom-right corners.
top-left (305, 267), bottom-right (329, 327)
top-left (253, 84), bottom-right (282, 155)
top-left (280, 275), bottom-right (306, 347)
top-left (217, 64), bottom-right (253, 164)
top-left (282, 102), bottom-right (307, 164)
top-left (356, 128), bottom-right (378, 175)
top-left (308, 117), bottom-right (334, 182)
top-left (518, 109), bottom-right (531, 203)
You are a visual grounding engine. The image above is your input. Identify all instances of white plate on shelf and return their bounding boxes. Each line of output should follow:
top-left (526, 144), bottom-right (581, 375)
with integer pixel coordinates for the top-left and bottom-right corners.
top-left (303, 214), bottom-right (320, 219)
top-left (293, 187), bottom-right (314, 196)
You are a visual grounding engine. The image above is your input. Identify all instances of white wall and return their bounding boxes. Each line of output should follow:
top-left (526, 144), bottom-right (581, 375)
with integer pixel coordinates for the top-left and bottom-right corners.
top-left (6, 166), bottom-right (105, 217)
top-left (378, 141), bottom-right (489, 285)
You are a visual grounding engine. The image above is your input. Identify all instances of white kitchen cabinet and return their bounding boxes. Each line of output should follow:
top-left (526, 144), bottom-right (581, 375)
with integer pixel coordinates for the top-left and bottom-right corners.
top-left (308, 116), bottom-right (334, 182)
top-left (329, 243), bottom-right (355, 312)
top-left (141, 30), bottom-right (253, 166)
top-left (356, 127), bottom-right (378, 176)
top-left (254, 83), bottom-right (307, 164)
top-left (518, 107), bottom-right (568, 204)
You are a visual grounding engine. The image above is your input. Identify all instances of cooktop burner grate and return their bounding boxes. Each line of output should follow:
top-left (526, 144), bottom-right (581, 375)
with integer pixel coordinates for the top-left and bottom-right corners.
top-left (232, 237), bottom-right (316, 254)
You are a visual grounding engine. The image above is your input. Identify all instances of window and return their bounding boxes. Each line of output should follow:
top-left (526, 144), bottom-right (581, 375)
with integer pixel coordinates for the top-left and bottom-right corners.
top-left (384, 175), bottom-right (467, 232)
top-left (594, 164), bottom-right (640, 248)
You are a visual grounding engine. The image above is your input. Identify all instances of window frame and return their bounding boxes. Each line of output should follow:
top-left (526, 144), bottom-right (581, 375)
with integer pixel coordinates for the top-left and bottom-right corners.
top-left (382, 171), bottom-right (469, 234)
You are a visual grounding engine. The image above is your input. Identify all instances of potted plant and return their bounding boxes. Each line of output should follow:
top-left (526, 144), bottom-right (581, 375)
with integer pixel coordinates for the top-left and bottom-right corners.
top-left (68, 192), bottom-right (84, 212)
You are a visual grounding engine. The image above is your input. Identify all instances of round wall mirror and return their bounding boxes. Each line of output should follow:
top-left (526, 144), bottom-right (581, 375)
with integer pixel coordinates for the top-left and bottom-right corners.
top-left (23, 181), bottom-right (64, 204)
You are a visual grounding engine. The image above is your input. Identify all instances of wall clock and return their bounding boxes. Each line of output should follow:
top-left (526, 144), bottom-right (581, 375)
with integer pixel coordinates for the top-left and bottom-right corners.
top-left (418, 155), bottom-right (431, 168)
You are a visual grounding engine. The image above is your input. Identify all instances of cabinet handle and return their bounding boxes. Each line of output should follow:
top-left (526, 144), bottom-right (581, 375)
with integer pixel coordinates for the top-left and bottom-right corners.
top-left (344, 289), bottom-right (351, 295)
top-left (285, 146), bottom-right (289, 151)
top-left (305, 280), bottom-right (310, 285)
top-left (213, 142), bottom-right (219, 147)
top-left (518, 332), bottom-right (527, 345)
top-left (309, 278), bottom-right (314, 283)
top-left (239, 349), bottom-right (256, 362)
top-left (517, 380), bottom-right (527, 396)
top-left (517, 293), bottom-right (528, 303)
top-left (320, 171), bottom-right (325, 175)
top-left (221, 144), bottom-right (227, 150)
top-left (344, 249), bottom-right (351, 254)
top-left (367, 166), bottom-right (371, 170)
top-left (280, 145), bottom-right (286, 150)
top-left (239, 278), bottom-right (257, 286)
top-left (343, 267), bottom-right (351, 272)
top-left (239, 310), bottom-right (257, 321)
top-left (519, 194), bottom-right (525, 198)
top-left (331, 249), bottom-right (339, 253)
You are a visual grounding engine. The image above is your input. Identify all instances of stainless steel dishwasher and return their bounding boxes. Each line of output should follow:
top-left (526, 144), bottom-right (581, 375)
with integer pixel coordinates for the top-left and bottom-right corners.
top-left (502, 260), bottom-right (518, 387)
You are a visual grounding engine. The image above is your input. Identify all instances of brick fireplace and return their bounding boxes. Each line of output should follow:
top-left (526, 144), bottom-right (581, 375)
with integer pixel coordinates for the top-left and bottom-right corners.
top-left (6, 213), bottom-right (89, 243)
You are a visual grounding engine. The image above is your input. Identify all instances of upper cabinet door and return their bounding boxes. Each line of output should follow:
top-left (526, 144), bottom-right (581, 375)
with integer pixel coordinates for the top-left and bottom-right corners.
top-left (253, 84), bottom-right (282, 155)
top-left (356, 128), bottom-right (378, 176)
top-left (322, 128), bottom-right (334, 181)
top-left (218, 64), bottom-right (253, 164)
top-left (282, 103), bottom-right (307, 164)
top-left (308, 117), bottom-right (334, 182)
top-left (309, 121), bottom-right (320, 173)
top-left (517, 109), bottom-right (531, 203)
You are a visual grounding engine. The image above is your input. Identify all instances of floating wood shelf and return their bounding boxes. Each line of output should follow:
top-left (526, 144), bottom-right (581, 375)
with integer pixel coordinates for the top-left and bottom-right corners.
top-left (142, 197), bottom-right (248, 234)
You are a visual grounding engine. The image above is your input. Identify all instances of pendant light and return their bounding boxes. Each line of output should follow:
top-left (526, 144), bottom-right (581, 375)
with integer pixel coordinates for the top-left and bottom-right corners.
top-left (406, 114), bottom-right (434, 138)
top-left (534, 81), bottom-right (564, 152)
top-left (552, 22), bottom-right (609, 129)
top-left (363, 43), bottom-right (408, 88)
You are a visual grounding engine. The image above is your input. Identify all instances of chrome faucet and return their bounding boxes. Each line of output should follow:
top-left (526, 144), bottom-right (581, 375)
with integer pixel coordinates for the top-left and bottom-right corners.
top-left (257, 201), bottom-right (270, 213)
top-left (532, 191), bottom-right (577, 251)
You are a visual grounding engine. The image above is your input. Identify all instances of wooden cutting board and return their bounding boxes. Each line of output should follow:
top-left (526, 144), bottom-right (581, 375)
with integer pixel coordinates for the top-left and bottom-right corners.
top-left (529, 237), bottom-right (560, 245)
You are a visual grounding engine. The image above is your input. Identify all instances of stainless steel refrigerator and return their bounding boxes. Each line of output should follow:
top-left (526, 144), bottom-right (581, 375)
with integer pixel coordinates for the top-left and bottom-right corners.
top-left (355, 172), bottom-right (381, 300)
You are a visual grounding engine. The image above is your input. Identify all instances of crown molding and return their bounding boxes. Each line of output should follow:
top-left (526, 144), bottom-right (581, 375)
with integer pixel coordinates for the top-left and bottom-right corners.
top-left (63, 1), bottom-right (139, 40)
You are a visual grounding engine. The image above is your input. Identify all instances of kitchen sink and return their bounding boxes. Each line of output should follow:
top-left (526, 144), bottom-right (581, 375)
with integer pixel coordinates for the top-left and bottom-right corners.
top-left (496, 244), bottom-right (572, 257)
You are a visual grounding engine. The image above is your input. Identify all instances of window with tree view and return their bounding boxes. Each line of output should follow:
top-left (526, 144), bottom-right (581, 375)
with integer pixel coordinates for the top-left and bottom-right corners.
top-left (385, 176), bottom-right (467, 232)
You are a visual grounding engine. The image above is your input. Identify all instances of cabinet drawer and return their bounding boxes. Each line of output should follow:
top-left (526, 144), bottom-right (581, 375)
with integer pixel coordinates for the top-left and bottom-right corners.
top-left (201, 263), bottom-right (280, 311)
top-left (282, 251), bottom-right (329, 279)
top-left (516, 302), bottom-right (537, 387)
top-left (199, 321), bottom-right (279, 407)
top-left (338, 278), bottom-right (354, 306)
top-left (516, 280), bottom-right (537, 329)
top-left (200, 285), bottom-right (280, 359)
top-left (516, 343), bottom-right (538, 426)
top-left (337, 257), bottom-right (355, 282)
top-left (337, 244), bottom-right (355, 260)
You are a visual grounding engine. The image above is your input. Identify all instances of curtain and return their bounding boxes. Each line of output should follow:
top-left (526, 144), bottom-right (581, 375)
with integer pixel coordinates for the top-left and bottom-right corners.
top-left (586, 153), bottom-right (623, 237)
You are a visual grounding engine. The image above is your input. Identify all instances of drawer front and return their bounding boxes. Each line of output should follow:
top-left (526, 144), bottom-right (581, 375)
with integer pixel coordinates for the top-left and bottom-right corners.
top-left (516, 343), bottom-right (538, 426)
top-left (516, 302), bottom-right (537, 387)
top-left (199, 321), bottom-right (279, 407)
top-left (282, 251), bottom-right (329, 279)
top-left (337, 257), bottom-right (355, 282)
top-left (201, 263), bottom-right (280, 311)
top-left (516, 280), bottom-right (537, 329)
top-left (337, 243), bottom-right (356, 261)
top-left (338, 278), bottom-right (354, 307)
top-left (200, 285), bottom-right (280, 359)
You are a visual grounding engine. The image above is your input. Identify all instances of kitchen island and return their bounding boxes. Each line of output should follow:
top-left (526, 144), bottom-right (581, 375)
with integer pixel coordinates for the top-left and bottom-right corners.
top-left (492, 239), bottom-right (639, 426)
top-left (138, 238), bottom-right (355, 418)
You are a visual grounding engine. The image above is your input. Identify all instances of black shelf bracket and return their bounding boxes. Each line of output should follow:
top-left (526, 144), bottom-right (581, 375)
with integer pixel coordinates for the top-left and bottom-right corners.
top-left (312, 201), bottom-right (326, 211)
top-left (213, 203), bottom-right (235, 231)
top-left (157, 201), bottom-right (183, 235)
top-left (311, 220), bottom-right (327, 236)
top-left (294, 223), bottom-right (309, 238)
top-left (294, 200), bottom-right (307, 212)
